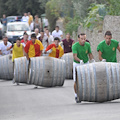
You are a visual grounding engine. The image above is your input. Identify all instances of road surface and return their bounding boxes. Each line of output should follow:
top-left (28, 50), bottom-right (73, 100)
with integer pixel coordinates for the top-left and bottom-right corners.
top-left (0, 79), bottom-right (120, 120)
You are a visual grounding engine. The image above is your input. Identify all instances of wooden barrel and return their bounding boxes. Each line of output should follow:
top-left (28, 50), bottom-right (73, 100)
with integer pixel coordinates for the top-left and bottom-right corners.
top-left (14, 57), bottom-right (29, 83)
top-left (61, 52), bottom-right (73, 79)
top-left (0, 54), bottom-right (13, 80)
top-left (76, 62), bottom-right (120, 102)
top-left (28, 56), bottom-right (66, 87)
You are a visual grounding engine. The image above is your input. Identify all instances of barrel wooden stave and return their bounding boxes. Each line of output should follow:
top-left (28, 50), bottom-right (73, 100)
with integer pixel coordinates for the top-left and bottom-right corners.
top-left (76, 62), bottom-right (120, 102)
top-left (14, 57), bottom-right (29, 83)
top-left (0, 54), bottom-right (13, 80)
top-left (29, 56), bottom-right (66, 87)
top-left (62, 53), bottom-right (73, 79)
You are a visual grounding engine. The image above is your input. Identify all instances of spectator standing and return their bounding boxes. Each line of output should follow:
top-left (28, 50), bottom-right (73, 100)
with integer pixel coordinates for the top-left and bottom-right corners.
top-left (45, 29), bottom-right (54, 45)
top-left (52, 26), bottom-right (63, 40)
top-left (21, 32), bottom-right (29, 47)
top-left (34, 28), bottom-right (41, 40)
top-left (28, 12), bottom-right (33, 26)
top-left (0, 36), bottom-right (12, 56)
top-left (22, 13), bottom-right (29, 22)
top-left (34, 15), bottom-right (41, 32)
top-left (61, 33), bottom-right (75, 53)
top-left (45, 37), bottom-right (64, 58)
top-left (1, 14), bottom-right (7, 33)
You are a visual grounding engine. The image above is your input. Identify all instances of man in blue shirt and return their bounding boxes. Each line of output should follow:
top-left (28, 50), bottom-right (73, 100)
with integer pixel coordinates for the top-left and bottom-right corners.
top-left (2, 14), bottom-right (7, 33)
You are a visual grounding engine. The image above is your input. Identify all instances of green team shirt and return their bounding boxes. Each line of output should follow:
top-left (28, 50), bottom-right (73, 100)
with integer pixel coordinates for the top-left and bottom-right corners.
top-left (72, 42), bottom-right (92, 63)
top-left (97, 39), bottom-right (119, 62)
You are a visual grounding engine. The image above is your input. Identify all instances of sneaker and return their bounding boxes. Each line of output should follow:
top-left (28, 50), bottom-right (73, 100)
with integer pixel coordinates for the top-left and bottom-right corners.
top-left (16, 83), bottom-right (19, 85)
top-left (75, 97), bottom-right (81, 103)
top-left (34, 86), bottom-right (38, 89)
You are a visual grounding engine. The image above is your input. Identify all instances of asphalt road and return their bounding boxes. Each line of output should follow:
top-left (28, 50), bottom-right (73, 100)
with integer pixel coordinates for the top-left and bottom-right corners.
top-left (0, 79), bottom-right (120, 120)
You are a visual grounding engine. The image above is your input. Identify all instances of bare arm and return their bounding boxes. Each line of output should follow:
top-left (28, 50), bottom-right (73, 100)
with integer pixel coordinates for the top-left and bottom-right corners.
top-left (22, 45), bottom-right (26, 56)
top-left (25, 52), bottom-right (29, 60)
top-left (98, 50), bottom-right (103, 61)
top-left (89, 53), bottom-right (94, 60)
top-left (73, 53), bottom-right (80, 62)
top-left (0, 50), bottom-right (2, 55)
top-left (117, 44), bottom-right (120, 52)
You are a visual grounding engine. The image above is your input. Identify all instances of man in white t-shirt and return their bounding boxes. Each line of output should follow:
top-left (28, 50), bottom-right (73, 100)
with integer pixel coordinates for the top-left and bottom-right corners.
top-left (46, 29), bottom-right (54, 45)
top-left (22, 13), bottom-right (29, 22)
top-left (52, 26), bottom-right (63, 40)
top-left (0, 36), bottom-right (12, 56)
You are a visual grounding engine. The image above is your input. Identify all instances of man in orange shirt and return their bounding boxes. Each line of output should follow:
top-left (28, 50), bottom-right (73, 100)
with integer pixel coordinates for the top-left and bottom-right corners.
top-left (24, 33), bottom-right (44, 60)
top-left (45, 37), bottom-right (64, 58)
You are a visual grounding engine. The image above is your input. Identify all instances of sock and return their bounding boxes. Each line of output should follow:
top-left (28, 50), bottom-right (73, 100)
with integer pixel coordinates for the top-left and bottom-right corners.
top-left (75, 93), bottom-right (77, 97)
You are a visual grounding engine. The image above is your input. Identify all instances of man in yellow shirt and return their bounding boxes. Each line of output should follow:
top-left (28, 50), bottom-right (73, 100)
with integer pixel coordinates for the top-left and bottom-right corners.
top-left (7, 38), bottom-right (24, 61)
top-left (28, 12), bottom-right (33, 26)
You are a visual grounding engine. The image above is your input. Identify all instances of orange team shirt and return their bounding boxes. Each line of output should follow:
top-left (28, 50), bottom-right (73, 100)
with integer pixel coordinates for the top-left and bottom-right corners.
top-left (45, 43), bottom-right (64, 58)
top-left (24, 39), bottom-right (44, 58)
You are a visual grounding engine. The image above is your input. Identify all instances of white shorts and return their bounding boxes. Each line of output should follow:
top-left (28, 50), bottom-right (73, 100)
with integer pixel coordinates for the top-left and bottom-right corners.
top-left (73, 61), bottom-right (89, 82)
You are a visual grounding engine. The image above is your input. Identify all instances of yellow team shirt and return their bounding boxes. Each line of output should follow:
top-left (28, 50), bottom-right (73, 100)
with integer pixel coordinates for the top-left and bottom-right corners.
top-left (12, 43), bottom-right (24, 61)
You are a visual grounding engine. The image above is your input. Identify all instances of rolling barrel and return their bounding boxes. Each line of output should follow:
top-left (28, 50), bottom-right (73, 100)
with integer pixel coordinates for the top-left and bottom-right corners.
top-left (28, 56), bottom-right (66, 87)
top-left (0, 54), bottom-right (13, 80)
top-left (14, 57), bottom-right (29, 83)
top-left (76, 62), bottom-right (120, 102)
top-left (61, 53), bottom-right (73, 79)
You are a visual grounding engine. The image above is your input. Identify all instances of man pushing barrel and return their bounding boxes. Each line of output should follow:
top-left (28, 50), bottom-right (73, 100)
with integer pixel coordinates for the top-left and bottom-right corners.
top-left (72, 33), bottom-right (95, 103)
top-left (97, 31), bottom-right (120, 62)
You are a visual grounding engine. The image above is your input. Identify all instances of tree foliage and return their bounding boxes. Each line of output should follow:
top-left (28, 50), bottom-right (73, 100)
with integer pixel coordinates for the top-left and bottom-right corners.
top-left (0, 0), bottom-right (49, 17)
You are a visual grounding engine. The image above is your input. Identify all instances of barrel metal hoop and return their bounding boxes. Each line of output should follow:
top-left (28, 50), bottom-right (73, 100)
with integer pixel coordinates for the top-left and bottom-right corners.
top-left (60, 60), bottom-right (63, 86)
top-left (37, 58), bottom-right (40, 85)
top-left (68, 54), bottom-right (70, 78)
top-left (77, 66), bottom-right (82, 102)
top-left (7, 56), bottom-right (10, 79)
top-left (56, 59), bottom-right (59, 86)
top-left (81, 65), bottom-right (87, 100)
top-left (116, 64), bottom-right (120, 98)
top-left (30, 59), bottom-right (33, 84)
top-left (105, 63), bottom-right (110, 101)
top-left (22, 58), bottom-right (25, 83)
top-left (19, 59), bottom-right (22, 83)
top-left (51, 59), bottom-right (54, 86)
top-left (87, 65), bottom-right (92, 101)
top-left (3, 58), bottom-right (5, 79)
top-left (64, 61), bottom-right (66, 81)
top-left (41, 58), bottom-right (45, 85)
top-left (111, 63), bottom-right (115, 100)
top-left (92, 64), bottom-right (97, 102)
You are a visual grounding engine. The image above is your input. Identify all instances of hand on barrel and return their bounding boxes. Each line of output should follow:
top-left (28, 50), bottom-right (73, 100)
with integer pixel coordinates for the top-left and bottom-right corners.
top-left (91, 59), bottom-right (95, 63)
top-left (80, 60), bottom-right (84, 65)
top-left (101, 59), bottom-right (106, 62)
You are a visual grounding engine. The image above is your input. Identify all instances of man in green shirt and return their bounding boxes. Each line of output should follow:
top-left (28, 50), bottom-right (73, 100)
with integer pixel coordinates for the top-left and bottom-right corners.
top-left (72, 33), bottom-right (95, 103)
top-left (97, 31), bottom-right (120, 62)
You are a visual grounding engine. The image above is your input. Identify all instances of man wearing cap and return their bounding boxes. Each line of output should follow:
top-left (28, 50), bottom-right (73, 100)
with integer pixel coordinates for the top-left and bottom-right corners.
top-left (24, 33), bottom-right (44, 60)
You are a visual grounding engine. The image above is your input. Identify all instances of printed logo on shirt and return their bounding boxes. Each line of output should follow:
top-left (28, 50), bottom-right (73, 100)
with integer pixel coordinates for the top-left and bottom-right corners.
top-left (112, 47), bottom-right (115, 51)
top-left (86, 50), bottom-right (88, 54)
